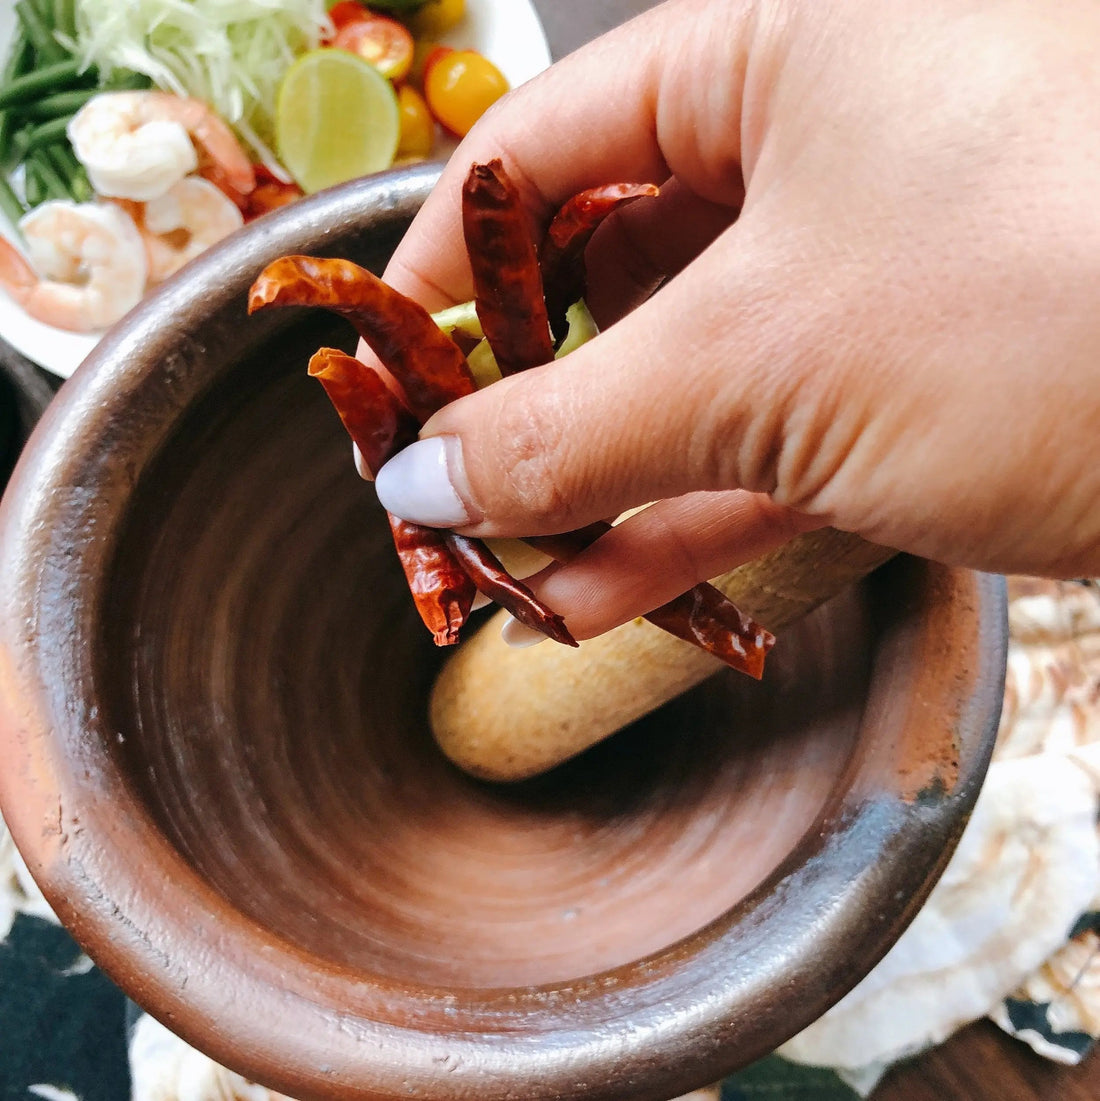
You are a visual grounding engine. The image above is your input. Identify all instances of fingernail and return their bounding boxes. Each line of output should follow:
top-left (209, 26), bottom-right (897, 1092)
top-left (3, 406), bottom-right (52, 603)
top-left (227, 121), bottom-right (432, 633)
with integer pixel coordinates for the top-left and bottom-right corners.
top-left (353, 442), bottom-right (371, 480)
top-left (501, 615), bottom-right (548, 648)
top-left (375, 436), bottom-right (470, 526)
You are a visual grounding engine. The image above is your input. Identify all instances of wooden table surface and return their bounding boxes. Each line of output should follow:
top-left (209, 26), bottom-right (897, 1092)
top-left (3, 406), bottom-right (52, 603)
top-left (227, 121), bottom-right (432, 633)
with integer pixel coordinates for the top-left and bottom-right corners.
top-left (530, 3), bottom-right (1100, 1099)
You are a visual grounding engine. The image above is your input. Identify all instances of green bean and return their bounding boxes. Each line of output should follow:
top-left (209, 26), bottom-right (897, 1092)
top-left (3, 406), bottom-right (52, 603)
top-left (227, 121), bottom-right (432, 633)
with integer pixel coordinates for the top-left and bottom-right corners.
top-left (3, 30), bottom-right (35, 83)
top-left (104, 71), bottom-right (153, 91)
top-left (4, 121), bottom-right (32, 177)
top-left (0, 117), bottom-right (13, 173)
top-left (0, 173), bottom-right (26, 226)
top-left (69, 163), bottom-right (92, 201)
top-left (42, 139), bottom-right (77, 175)
top-left (27, 148), bottom-right (68, 201)
top-left (20, 87), bottom-right (98, 120)
top-left (53, 0), bottom-right (77, 41)
top-left (0, 26), bottom-right (35, 153)
top-left (0, 60), bottom-right (89, 110)
top-left (15, 0), bottom-right (68, 65)
top-left (12, 114), bottom-right (72, 156)
top-left (41, 142), bottom-right (90, 200)
top-left (0, 35), bottom-right (34, 171)
top-left (23, 161), bottom-right (44, 207)
top-left (41, 142), bottom-right (74, 188)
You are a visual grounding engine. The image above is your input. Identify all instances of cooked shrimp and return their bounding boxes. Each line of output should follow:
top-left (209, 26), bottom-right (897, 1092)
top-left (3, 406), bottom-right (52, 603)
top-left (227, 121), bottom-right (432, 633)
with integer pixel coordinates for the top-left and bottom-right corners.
top-left (138, 177), bottom-right (244, 283)
top-left (67, 91), bottom-right (256, 202)
top-left (0, 200), bottom-right (147, 332)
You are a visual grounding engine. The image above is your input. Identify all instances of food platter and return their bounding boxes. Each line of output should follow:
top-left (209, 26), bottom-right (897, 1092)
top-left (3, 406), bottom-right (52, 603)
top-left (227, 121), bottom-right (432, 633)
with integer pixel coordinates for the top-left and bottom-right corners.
top-left (0, 0), bottom-right (550, 379)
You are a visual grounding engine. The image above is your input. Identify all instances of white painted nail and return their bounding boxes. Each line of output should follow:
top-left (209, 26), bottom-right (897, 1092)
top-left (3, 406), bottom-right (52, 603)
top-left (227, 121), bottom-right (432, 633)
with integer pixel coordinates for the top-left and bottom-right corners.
top-left (375, 436), bottom-right (470, 526)
top-left (501, 615), bottom-right (549, 648)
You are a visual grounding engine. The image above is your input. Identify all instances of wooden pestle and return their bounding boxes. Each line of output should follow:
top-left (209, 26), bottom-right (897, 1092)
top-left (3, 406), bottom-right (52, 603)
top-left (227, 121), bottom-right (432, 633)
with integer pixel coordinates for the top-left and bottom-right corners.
top-left (430, 529), bottom-right (897, 781)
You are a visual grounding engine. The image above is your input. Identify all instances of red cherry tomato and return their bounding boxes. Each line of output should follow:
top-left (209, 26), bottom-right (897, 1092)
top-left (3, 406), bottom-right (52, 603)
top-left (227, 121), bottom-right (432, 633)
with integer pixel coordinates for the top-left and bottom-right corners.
top-left (424, 49), bottom-right (509, 137)
top-left (242, 165), bottom-right (303, 221)
top-left (332, 14), bottom-right (415, 82)
top-left (324, 1), bottom-right (368, 41)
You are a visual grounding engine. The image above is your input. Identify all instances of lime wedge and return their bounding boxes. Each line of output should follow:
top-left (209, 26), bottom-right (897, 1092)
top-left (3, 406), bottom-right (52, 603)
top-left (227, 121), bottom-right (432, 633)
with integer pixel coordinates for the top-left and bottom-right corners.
top-left (275, 49), bottom-right (400, 194)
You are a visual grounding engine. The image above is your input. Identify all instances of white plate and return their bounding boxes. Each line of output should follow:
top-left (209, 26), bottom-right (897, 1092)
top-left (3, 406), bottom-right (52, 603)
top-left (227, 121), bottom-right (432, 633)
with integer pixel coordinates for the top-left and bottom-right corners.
top-left (0, 0), bottom-right (550, 378)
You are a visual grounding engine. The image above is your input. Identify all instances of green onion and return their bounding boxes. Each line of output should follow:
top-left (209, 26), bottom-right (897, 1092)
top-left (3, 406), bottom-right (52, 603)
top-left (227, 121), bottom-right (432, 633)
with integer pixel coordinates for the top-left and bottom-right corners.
top-left (0, 60), bottom-right (89, 110)
top-left (0, 173), bottom-right (26, 226)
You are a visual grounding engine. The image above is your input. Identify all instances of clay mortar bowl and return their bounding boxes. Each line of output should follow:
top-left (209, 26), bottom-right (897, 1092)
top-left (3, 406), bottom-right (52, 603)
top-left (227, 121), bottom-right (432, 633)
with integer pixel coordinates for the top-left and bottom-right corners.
top-left (0, 164), bottom-right (1006, 1101)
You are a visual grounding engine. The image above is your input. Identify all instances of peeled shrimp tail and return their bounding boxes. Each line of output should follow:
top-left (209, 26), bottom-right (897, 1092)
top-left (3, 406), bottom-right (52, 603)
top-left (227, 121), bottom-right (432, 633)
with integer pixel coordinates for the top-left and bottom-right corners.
top-left (67, 91), bottom-right (255, 203)
top-left (0, 201), bottom-right (147, 333)
top-left (0, 238), bottom-right (38, 298)
top-left (174, 98), bottom-right (256, 200)
top-left (139, 177), bottom-right (244, 284)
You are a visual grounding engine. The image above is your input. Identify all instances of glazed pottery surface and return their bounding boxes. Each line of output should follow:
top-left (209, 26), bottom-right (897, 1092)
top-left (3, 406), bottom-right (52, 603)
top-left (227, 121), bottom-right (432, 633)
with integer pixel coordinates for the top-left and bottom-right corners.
top-left (0, 164), bottom-right (1007, 1101)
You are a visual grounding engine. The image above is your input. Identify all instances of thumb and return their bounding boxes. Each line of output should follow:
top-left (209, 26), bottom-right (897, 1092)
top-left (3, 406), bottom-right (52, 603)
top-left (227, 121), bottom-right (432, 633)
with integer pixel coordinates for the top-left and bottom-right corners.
top-left (375, 218), bottom-right (836, 538)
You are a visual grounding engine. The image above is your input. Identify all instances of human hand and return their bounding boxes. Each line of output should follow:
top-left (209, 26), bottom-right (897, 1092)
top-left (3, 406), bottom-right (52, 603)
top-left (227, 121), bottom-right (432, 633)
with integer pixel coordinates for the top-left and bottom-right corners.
top-left (370, 0), bottom-right (1100, 642)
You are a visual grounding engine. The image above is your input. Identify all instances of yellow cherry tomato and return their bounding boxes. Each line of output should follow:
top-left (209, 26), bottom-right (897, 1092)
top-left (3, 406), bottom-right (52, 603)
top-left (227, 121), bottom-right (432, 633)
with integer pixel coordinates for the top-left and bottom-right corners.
top-left (423, 49), bottom-right (509, 137)
top-left (395, 84), bottom-right (435, 159)
top-left (409, 40), bottom-right (452, 90)
top-left (407, 0), bottom-right (465, 39)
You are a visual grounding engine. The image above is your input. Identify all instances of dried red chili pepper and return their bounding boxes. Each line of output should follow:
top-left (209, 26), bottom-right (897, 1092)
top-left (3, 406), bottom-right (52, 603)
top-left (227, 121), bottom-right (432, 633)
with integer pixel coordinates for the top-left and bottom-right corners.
top-left (539, 182), bottom-right (659, 342)
top-left (255, 268), bottom-right (571, 649)
top-left (389, 516), bottom-right (477, 646)
top-left (306, 347), bottom-right (476, 647)
top-left (251, 168), bottom-right (776, 674)
top-left (307, 347), bottom-right (418, 473)
top-left (526, 521), bottom-right (774, 679)
top-left (457, 161), bottom-right (769, 675)
top-left (461, 159), bottom-right (556, 376)
top-left (645, 585), bottom-right (774, 680)
top-left (250, 255), bottom-right (477, 422)
top-left (444, 532), bottom-right (577, 647)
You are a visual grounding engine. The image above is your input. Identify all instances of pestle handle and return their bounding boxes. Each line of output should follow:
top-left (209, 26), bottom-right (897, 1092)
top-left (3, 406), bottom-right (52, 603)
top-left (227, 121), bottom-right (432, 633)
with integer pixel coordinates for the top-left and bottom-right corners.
top-left (430, 529), bottom-right (897, 781)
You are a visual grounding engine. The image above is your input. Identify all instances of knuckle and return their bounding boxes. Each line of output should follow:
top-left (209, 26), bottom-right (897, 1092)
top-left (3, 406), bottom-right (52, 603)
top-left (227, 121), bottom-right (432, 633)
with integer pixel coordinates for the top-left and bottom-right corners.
top-left (487, 385), bottom-right (573, 529)
top-left (647, 508), bottom-right (708, 591)
top-left (687, 264), bottom-right (861, 507)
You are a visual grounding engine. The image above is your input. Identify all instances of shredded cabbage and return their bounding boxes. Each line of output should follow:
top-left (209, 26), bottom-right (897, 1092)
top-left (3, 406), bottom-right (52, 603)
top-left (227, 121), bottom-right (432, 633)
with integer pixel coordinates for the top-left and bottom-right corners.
top-left (71, 0), bottom-right (330, 169)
